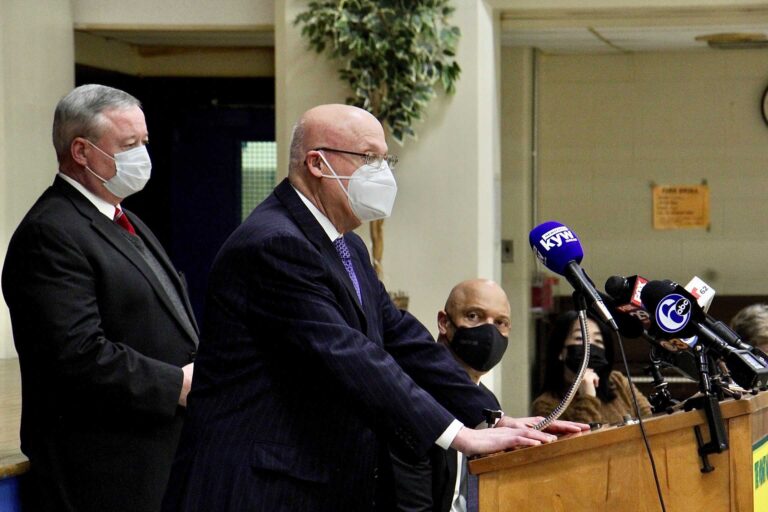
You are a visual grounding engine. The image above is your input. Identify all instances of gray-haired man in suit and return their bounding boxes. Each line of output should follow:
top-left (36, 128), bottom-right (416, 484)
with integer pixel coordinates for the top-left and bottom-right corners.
top-left (3, 84), bottom-right (198, 512)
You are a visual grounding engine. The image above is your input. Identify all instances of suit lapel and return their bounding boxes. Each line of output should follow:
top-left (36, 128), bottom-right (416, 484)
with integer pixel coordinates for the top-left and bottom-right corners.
top-left (55, 179), bottom-right (198, 345)
top-left (128, 211), bottom-right (200, 339)
top-left (274, 179), bottom-right (366, 315)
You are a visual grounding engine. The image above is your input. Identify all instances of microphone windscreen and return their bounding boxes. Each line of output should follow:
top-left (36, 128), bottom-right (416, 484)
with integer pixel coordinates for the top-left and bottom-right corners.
top-left (605, 275), bottom-right (631, 302)
top-left (600, 292), bottom-right (646, 338)
top-left (614, 312), bottom-right (647, 339)
top-left (639, 280), bottom-right (676, 310)
top-left (640, 280), bottom-right (695, 337)
top-left (528, 221), bottom-right (584, 275)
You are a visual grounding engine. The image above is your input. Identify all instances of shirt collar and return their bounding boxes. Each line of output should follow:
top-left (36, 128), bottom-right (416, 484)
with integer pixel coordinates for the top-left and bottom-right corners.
top-left (58, 172), bottom-right (118, 220)
top-left (292, 185), bottom-right (341, 242)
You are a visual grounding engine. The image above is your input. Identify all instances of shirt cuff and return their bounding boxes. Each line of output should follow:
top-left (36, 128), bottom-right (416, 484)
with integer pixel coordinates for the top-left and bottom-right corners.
top-left (434, 419), bottom-right (464, 450)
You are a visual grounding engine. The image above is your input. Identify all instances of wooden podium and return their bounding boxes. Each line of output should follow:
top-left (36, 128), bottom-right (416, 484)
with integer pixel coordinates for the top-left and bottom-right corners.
top-left (469, 392), bottom-right (768, 511)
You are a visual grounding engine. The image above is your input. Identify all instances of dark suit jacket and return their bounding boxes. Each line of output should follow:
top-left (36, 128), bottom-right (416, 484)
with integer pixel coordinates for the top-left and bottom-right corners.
top-left (391, 383), bottom-right (500, 512)
top-left (2, 177), bottom-right (199, 512)
top-left (162, 178), bottom-right (497, 512)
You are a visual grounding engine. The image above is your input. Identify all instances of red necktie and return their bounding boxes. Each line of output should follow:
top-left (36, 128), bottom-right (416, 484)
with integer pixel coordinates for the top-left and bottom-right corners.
top-left (114, 207), bottom-right (136, 236)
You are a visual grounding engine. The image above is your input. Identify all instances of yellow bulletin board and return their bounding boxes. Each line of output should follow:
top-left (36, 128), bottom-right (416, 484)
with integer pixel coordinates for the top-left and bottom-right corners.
top-left (755, 435), bottom-right (768, 511)
top-left (652, 184), bottom-right (710, 230)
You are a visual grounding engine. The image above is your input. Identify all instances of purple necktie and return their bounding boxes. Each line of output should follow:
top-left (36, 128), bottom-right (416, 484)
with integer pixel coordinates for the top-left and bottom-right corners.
top-left (333, 236), bottom-right (362, 304)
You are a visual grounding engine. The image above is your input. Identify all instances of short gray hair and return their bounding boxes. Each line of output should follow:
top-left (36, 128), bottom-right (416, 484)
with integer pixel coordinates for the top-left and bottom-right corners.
top-left (288, 120), bottom-right (306, 175)
top-left (730, 303), bottom-right (768, 347)
top-left (52, 84), bottom-right (141, 161)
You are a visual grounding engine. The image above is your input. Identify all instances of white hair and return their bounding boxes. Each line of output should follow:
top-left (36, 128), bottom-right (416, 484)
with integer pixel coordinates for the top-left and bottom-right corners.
top-left (52, 84), bottom-right (141, 161)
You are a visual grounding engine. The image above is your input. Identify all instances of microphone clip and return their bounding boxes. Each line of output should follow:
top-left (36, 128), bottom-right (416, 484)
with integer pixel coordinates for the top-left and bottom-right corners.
top-left (643, 354), bottom-right (680, 414)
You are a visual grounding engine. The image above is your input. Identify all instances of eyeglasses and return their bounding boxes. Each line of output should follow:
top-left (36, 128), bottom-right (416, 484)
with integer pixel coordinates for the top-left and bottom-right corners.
top-left (314, 147), bottom-right (398, 170)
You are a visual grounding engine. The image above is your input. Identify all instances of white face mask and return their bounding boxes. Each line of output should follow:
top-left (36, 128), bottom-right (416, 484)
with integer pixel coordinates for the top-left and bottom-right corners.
top-left (318, 152), bottom-right (398, 222)
top-left (85, 141), bottom-right (152, 198)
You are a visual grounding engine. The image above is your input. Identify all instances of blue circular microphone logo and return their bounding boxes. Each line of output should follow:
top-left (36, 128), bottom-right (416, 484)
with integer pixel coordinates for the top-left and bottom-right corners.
top-left (655, 294), bottom-right (691, 333)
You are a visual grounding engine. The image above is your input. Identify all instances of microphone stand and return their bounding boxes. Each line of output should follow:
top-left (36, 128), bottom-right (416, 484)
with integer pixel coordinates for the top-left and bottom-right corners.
top-left (710, 360), bottom-right (744, 400)
top-left (644, 348), bottom-right (679, 414)
top-left (683, 344), bottom-right (729, 473)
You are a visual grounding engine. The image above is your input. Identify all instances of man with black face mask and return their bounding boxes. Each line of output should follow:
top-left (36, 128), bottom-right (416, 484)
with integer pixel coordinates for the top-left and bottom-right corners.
top-left (438, 279), bottom-right (511, 386)
top-left (391, 279), bottom-right (510, 512)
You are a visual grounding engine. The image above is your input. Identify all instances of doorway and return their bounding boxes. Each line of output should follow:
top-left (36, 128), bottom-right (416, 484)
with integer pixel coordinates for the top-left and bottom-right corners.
top-left (76, 65), bottom-right (275, 319)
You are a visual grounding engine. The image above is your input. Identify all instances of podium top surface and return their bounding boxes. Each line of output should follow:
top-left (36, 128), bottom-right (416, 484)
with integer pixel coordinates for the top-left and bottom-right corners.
top-left (469, 389), bottom-right (768, 475)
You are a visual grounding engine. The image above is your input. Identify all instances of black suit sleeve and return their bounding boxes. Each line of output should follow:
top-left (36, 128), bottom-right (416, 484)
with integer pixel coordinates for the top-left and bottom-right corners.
top-left (353, 237), bottom-right (497, 429)
top-left (379, 299), bottom-right (495, 428)
top-left (230, 232), bottom-right (457, 454)
top-left (3, 221), bottom-right (182, 418)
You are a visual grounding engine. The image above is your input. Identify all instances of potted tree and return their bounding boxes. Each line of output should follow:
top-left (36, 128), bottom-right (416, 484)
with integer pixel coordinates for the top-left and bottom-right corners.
top-left (296, 0), bottom-right (462, 299)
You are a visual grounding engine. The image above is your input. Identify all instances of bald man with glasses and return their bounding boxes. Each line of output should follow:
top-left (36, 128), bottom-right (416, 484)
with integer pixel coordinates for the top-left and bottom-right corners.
top-left (163, 104), bottom-right (587, 512)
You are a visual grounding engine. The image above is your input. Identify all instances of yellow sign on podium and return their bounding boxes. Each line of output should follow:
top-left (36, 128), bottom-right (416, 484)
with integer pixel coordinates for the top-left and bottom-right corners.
top-left (754, 436), bottom-right (768, 511)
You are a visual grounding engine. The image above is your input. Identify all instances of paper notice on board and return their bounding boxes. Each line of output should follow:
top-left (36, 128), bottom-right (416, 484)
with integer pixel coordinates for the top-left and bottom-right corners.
top-left (652, 184), bottom-right (710, 230)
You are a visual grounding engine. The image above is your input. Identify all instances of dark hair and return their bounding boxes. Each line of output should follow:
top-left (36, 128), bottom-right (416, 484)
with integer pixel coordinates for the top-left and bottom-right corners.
top-left (541, 310), bottom-right (617, 402)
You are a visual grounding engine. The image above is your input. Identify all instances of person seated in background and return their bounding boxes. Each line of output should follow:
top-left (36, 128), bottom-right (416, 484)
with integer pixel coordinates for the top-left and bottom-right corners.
top-left (391, 278), bottom-right (508, 512)
top-left (730, 303), bottom-right (768, 353)
top-left (531, 310), bottom-right (652, 425)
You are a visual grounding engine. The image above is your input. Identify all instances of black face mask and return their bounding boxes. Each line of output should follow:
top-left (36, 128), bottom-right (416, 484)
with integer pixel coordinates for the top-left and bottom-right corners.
top-left (564, 344), bottom-right (609, 374)
top-left (449, 323), bottom-right (508, 372)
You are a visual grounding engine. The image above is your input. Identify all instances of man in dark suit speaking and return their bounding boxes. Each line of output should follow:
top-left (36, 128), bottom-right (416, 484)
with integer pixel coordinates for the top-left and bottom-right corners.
top-left (2, 84), bottom-right (198, 512)
top-left (162, 104), bottom-right (587, 512)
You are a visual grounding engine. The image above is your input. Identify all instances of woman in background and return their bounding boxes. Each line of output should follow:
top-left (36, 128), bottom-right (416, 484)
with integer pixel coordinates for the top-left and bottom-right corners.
top-left (532, 310), bottom-right (652, 424)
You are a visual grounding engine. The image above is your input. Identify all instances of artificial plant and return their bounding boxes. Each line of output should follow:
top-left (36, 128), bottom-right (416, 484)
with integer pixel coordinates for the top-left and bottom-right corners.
top-left (295, 0), bottom-right (462, 278)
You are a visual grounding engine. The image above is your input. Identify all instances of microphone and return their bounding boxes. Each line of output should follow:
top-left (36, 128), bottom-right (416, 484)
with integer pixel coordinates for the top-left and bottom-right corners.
top-left (640, 279), bottom-right (768, 389)
top-left (604, 275), bottom-right (700, 380)
top-left (604, 275), bottom-right (651, 331)
top-left (529, 222), bottom-right (617, 330)
top-left (640, 280), bottom-right (755, 351)
top-left (684, 276), bottom-right (716, 314)
top-left (600, 292), bottom-right (646, 339)
top-left (676, 276), bottom-right (764, 356)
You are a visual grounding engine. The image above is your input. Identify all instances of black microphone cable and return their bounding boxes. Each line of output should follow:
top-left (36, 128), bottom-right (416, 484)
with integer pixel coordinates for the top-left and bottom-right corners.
top-left (615, 330), bottom-right (667, 512)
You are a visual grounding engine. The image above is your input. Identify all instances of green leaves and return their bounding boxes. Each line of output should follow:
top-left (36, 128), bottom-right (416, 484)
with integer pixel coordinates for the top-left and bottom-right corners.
top-left (295, 0), bottom-right (462, 145)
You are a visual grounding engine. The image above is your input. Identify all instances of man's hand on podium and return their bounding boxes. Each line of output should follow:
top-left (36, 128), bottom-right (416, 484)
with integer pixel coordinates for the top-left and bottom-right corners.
top-left (450, 416), bottom-right (591, 457)
top-left (450, 425), bottom-right (555, 457)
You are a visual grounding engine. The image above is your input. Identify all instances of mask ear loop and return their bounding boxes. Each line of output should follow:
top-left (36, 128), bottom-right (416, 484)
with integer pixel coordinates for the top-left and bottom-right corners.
top-left (85, 139), bottom-right (117, 162)
top-left (317, 152), bottom-right (355, 201)
top-left (85, 166), bottom-right (109, 184)
top-left (83, 139), bottom-right (117, 185)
